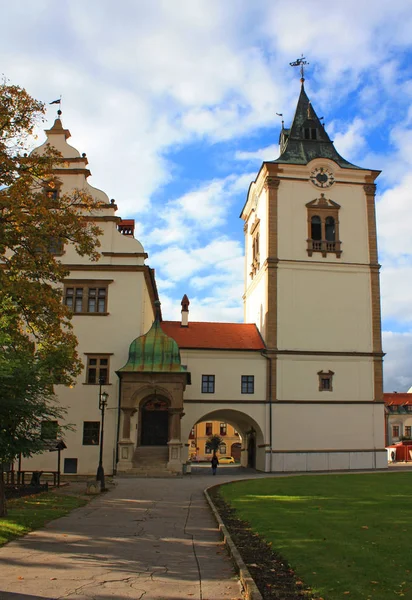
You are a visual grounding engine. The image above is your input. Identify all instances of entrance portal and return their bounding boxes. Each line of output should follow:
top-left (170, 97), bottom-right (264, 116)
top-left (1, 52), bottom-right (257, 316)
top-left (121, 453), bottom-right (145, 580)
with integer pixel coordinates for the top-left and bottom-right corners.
top-left (141, 396), bottom-right (169, 446)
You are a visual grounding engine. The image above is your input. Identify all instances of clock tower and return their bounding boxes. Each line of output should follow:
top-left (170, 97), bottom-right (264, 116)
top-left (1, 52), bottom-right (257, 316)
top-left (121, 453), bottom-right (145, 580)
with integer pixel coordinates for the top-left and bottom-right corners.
top-left (241, 80), bottom-right (386, 470)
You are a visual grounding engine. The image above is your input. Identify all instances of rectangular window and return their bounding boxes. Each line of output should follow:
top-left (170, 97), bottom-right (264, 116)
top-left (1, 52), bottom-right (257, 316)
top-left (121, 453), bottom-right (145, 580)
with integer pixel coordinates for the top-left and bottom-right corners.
top-left (205, 444), bottom-right (212, 454)
top-left (189, 427), bottom-right (195, 439)
top-left (392, 425), bottom-right (400, 438)
top-left (318, 370), bottom-right (334, 392)
top-left (202, 375), bottom-right (215, 394)
top-left (219, 443), bottom-right (227, 455)
top-left (86, 355), bottom-right (110, 384)
top-left (405, 426), bottom-right (411, 438)
top-left (41, 420), bottom-right (58, 439)
top-left (205, 422), bottom-right (213, 436)
top-left (82, 422), bottom-right (100, 445)
top-left (220, 423), bottom-right (227, 436)
top-left (321, 377), bottom-right (331, 390)
top-left (241, 375), bottom-right (254, 394)
top-left (64, 282), bottom-right (109, 314)
top-left (64, 458), bottom-right (78, 474)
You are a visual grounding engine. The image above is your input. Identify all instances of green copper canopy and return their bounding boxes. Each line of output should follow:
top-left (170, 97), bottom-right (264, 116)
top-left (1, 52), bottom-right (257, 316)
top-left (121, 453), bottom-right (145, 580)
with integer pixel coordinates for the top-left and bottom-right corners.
top-left (118, 316), bottom-right (187, 373)
top-left (272, 83), bottom-right (363, 169)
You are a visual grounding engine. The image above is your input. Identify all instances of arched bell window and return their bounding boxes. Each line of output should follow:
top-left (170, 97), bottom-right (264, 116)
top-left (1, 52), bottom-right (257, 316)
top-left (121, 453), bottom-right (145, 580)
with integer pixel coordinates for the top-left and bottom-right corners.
top-left (306, 194), bottom-right (341, 258)
top-left (325, 216), bottom-right (335, 241)
top-left (311, 216), bottom-right (322, 240)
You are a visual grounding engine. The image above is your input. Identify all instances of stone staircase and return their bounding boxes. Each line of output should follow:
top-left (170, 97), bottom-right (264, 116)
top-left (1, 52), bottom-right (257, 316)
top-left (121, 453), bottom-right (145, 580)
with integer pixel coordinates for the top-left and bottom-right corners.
top-left (120, 445), bottom-right (180, 477)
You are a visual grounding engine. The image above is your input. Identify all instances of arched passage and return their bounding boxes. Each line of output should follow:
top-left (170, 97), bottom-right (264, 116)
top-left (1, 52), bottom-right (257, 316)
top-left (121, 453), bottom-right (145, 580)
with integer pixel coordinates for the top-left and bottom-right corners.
top-left (182, 408), bottom-right (267, 471)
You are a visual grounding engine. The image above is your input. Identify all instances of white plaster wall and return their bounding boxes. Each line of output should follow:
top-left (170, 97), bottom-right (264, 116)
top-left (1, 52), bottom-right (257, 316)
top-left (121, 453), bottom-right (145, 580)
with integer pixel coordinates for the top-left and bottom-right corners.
top-left (277, 163), bottom-right (370, 264)
top-left (244, 186), bottom-right (268, 333)
top-left (277, 355), bottom-right (374, 401)
top-left (243, 270), bottom-right (267, 333)
top-left (180, 350), bottom-right (266, 402)
top-left (272, 402), bottom-right (385, 451)
top-left (277, 264), bottom-right (373, 352)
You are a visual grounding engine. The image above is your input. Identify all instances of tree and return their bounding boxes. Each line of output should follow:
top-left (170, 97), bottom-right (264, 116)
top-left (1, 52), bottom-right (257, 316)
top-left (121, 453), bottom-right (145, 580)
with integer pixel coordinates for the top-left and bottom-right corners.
top-left (206, 434), bottom-right (223, 457)
top-left (0, 81), bottom-right (103, 514)
top-left (0, 321), bottom-right (69, 516)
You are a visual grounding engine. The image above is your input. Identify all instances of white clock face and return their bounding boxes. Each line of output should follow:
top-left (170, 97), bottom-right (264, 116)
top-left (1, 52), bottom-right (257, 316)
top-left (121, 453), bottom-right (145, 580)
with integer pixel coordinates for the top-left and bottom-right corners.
top-left (310, 167), bottom-right (335, 188)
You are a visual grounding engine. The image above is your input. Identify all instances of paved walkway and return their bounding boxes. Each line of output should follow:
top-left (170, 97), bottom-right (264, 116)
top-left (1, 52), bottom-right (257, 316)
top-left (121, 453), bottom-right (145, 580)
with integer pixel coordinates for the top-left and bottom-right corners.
top-left (0, 468), bottom-right (262, 600)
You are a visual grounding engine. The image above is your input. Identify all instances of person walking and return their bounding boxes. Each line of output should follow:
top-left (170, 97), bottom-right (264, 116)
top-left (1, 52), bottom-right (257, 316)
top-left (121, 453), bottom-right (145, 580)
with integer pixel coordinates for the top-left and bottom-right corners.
top-left (211, 454), bottom-right (219, 475)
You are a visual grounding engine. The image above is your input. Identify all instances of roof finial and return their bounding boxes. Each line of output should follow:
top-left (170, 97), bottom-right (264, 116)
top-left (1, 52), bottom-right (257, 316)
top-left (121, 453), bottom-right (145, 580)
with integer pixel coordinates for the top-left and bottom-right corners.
top-left (154, 300), bottom-right (162, 322)
top-left (289, 55), bottom-right (309, 84)
top-left (49, 96), bottom-right (62, 117)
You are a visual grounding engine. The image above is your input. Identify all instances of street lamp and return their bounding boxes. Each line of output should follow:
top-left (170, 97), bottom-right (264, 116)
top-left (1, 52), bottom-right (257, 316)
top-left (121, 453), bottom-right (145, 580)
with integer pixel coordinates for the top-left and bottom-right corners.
top-left (96, 378), bottom-right (108, 492)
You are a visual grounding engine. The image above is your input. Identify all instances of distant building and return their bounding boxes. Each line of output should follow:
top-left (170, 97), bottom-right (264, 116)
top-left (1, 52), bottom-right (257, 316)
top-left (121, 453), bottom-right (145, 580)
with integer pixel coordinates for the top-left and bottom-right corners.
top-left (19, 77), bottom-right (386, 476)
top-left (188, 421), bottom-right (242, 462)
top-left (384, 393), bottom-right (412, 445)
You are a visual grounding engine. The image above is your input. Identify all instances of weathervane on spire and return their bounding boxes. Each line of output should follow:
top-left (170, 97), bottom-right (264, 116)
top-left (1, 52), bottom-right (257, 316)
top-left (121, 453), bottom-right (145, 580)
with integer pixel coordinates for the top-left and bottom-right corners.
top-left (289, 55), bottom-right (309, 83)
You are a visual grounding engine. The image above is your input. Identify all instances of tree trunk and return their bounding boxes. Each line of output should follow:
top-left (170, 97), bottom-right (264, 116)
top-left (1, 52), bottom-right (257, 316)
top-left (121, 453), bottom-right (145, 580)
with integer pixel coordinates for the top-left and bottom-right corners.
top-left (0, 467), bottom-right (7, 517)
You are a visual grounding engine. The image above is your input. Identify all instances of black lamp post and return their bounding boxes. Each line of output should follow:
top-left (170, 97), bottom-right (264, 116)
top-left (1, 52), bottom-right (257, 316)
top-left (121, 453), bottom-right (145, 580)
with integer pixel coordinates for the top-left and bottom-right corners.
top-left (96, 379), bottom-right (108, 492)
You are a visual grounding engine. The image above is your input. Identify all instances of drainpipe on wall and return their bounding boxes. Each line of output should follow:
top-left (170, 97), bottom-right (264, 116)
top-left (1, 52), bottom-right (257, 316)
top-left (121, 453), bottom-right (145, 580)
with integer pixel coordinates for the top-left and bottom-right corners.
top-left (261, 351), bottom-right (273, 473)
top-left (114, 376), bottom-right (122, 473)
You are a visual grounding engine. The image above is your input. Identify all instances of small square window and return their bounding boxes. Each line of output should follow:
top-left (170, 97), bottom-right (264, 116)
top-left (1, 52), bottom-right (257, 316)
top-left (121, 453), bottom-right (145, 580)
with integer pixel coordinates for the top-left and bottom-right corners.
top-left (241, 375), bottom-right (254, 394)
top-left (202, 375), bottom-right (215, 394)
top-left (83, 422), bottom-right (100, 445)
top-left (64, 458), bottom-right (78, 474)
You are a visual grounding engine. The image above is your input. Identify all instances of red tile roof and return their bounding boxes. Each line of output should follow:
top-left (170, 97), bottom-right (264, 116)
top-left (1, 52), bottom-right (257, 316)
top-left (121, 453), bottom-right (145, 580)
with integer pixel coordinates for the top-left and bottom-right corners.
top-left (384, 393), bottom-right (412, 406)
top-left (160, 321), bottom-right (265, 350)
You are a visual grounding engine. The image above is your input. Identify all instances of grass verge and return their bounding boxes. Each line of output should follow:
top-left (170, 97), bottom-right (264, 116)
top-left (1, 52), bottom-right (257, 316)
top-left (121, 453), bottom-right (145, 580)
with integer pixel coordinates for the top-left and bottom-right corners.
top-left (0, 492), bottom-right (88, 546)
top-left (220, 472), bottom-right (412, 600)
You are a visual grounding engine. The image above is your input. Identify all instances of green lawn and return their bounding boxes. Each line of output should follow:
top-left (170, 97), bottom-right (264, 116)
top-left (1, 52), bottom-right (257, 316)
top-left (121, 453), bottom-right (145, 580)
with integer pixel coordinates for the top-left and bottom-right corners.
top-left (220, 472), bottom-right (412, 600)
top-left (0, 492), bottom-right (87, 546)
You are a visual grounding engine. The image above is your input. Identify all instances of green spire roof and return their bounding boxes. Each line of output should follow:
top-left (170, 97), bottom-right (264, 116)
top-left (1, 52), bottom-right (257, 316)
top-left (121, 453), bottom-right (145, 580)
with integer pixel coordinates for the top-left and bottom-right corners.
top-left (272, 83), bottom-right (363, 169)
top-left (118, 306), bottom-right (187, 373)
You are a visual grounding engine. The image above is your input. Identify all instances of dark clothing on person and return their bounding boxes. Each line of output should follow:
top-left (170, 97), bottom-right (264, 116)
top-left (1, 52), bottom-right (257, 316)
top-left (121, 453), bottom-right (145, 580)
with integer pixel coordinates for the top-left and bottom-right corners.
top-left (211, 455), bottom-right (219, 475)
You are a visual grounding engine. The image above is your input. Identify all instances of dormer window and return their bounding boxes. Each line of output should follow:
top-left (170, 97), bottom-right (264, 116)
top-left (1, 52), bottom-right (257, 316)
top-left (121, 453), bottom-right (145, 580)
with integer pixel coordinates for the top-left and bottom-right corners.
top-left (304, 127), bottom-right (318, 140)
top-left (306, 194), bottom-right (341, 258)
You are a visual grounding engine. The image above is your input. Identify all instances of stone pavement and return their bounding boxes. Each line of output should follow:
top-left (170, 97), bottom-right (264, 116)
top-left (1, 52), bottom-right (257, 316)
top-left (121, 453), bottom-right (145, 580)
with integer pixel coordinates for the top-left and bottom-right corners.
top-left (0, 467), bottom-right (264, 600)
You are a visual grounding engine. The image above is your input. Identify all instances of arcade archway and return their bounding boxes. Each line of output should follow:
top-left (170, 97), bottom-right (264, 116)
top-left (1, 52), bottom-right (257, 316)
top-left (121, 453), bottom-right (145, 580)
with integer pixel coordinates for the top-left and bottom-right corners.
top-left (183, 408), bottom-right (266, 471)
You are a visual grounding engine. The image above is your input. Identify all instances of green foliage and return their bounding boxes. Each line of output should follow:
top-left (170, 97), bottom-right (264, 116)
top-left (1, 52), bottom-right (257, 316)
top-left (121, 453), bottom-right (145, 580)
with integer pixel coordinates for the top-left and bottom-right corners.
top-left (0, 79), bottom-right (103, 384)
top-left (0, 492), bottom-right (87, 546)
top-left (221, 473), bottom-right (412, 600)
top-left (0, 323), bottom-right (68, 465)
top-left (205, 434), bottom-right (223, 455)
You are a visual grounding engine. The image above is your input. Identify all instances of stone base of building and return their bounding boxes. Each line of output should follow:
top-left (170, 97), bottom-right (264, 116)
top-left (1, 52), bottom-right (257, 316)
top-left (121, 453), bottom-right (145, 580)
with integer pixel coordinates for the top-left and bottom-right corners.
top-left (266, 449), bottom-right (388, 472)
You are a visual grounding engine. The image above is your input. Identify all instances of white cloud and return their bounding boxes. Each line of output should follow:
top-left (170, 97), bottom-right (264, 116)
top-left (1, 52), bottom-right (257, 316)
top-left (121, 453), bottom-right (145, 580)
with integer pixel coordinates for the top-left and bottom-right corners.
top-left (377, 173), bottom-right (412, 259)
top-left (329, 118), bottom-right (367, 162)
top-left (383, 331), bottom-right (412, 392)
top-left (235, 144), bottom-right (279, 162)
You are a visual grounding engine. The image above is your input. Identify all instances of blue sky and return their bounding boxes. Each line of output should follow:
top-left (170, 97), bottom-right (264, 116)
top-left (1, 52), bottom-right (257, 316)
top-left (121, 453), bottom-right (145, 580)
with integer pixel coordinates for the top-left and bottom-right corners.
top-left (2, 0), bottom-right (412, 391)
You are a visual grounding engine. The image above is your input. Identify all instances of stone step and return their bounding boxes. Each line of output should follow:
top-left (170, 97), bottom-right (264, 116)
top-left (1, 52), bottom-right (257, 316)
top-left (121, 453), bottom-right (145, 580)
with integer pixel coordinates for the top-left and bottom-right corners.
top-left (116, 470), bottom-right (181, 478)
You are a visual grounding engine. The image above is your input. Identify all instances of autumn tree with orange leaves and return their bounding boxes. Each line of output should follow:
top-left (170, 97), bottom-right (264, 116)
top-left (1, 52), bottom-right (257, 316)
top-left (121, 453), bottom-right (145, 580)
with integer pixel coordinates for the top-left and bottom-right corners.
top-left (0, 81), bottom-right (103, 515)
